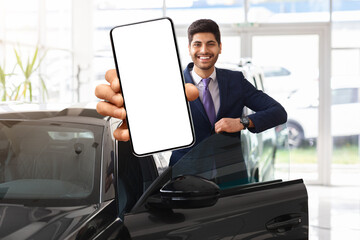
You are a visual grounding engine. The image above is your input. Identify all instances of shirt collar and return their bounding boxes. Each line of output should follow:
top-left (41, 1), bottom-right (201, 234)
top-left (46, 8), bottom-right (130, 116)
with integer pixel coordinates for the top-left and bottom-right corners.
top-left (191, 68), bottom-right (217, 86)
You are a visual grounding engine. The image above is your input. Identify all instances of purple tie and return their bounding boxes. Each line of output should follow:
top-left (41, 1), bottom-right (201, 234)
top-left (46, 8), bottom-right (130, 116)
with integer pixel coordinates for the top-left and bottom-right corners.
top-left (202, 78), bottom-right (216, 125)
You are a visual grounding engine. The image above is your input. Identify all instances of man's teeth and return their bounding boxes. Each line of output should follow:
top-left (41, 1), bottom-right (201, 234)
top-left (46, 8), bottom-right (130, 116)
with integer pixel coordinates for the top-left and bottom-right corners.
top-left (200, 56), bottom-right (210, 60)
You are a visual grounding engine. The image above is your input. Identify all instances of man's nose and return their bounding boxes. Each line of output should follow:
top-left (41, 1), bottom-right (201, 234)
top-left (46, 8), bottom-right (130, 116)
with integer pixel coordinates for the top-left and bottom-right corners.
top-left (200, 45), bottom-right (207, 53)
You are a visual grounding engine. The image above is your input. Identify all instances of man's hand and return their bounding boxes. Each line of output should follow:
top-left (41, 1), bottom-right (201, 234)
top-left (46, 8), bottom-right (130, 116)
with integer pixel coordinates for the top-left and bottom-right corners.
top-left (95, 69), bottom-right (199, 141)
top-left (215, 118), bottom-right (244, 133)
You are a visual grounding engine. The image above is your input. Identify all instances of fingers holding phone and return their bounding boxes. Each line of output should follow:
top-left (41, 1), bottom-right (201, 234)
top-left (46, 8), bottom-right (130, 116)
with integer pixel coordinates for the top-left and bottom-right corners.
top-left (113, 120), bottom-right (130, 142)
top-left (95, 68), bottom-right (125, 117)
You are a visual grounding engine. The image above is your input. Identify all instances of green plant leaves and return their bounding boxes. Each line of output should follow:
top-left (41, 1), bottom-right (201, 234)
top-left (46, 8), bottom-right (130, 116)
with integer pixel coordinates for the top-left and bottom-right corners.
top-left (0, 63), bottom-right (16, 101)
top-left (2, 46), bottom-right (48, 102)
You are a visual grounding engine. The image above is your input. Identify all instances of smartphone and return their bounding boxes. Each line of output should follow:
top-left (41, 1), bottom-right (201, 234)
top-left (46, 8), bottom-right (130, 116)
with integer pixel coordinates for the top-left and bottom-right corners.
top-left (110, 17), bottom-right (195, 157)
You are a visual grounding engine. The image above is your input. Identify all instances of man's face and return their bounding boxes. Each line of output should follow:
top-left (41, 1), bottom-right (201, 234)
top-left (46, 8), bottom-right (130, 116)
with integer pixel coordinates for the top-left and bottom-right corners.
top-left (188, 32), bottom-right (222, 72)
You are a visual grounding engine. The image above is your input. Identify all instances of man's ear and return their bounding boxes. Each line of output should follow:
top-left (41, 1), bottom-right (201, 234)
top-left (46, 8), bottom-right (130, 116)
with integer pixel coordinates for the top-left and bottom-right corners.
top-left (188, 44), bottom-right (191, 55)
top-left (219, 43), bottom-right (222, 54)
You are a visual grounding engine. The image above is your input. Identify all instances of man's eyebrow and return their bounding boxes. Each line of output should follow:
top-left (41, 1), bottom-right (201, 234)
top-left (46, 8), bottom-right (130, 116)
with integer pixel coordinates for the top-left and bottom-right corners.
top-left (192, 40), bottom-right (217, 44)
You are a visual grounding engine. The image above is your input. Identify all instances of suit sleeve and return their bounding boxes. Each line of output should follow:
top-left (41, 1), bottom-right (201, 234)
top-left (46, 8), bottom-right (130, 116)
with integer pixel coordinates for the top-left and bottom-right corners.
top-left (241, 77), bottom-right (287, 133)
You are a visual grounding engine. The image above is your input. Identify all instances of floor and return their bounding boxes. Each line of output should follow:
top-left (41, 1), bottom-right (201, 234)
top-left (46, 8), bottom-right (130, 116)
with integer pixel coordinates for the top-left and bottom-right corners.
top-left (307, 184), bottom-right (360, 240)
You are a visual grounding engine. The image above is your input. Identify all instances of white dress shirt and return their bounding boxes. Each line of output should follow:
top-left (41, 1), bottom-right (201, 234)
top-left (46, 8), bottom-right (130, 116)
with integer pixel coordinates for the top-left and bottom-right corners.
top-left (190, 69), bottom-right (220, 116)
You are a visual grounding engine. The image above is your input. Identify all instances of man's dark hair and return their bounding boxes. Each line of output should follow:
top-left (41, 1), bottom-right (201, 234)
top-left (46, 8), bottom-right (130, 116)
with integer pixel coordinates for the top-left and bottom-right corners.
top-left (187, 19), bottom-right (221, 45)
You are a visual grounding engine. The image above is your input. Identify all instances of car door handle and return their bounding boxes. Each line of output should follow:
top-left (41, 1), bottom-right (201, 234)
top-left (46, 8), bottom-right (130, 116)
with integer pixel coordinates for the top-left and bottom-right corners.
top-left (266, 214), bottom-right (303, 233)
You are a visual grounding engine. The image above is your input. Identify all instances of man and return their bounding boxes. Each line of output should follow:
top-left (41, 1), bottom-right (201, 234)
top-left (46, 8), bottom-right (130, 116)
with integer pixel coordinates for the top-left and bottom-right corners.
top-left (95, 19), bottom-right (287, 166)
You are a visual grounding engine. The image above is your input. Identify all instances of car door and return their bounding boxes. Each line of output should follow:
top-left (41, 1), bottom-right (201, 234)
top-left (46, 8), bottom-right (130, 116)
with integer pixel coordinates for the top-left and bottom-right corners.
top-left (241, 66), bottom-right (278, 183)
top-left (119, 133), bottom-right (308, 240)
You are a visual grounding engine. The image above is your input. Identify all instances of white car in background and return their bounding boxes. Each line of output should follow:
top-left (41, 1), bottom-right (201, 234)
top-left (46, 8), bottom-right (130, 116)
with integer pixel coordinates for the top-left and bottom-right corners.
top-left (260, 66), bottom-right (319, 105)
top-left (260, 66), bottom-right (298, 102)
top-left (286, 80), bottom-right (360, 147)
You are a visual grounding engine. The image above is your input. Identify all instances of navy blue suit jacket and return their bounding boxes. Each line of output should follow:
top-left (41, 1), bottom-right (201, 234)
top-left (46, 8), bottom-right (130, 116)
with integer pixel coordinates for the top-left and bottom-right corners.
top-left (169, 63), bottom-right (287, 166)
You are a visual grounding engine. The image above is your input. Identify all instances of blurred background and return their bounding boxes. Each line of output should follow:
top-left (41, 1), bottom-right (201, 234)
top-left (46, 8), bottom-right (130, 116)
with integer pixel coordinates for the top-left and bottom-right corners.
top-left (0, 1), bottom-right (360, 237)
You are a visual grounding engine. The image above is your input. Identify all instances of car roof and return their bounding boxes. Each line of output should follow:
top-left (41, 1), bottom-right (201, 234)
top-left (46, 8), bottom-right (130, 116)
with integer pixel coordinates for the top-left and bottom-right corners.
top-left (0, 102), bottom-right (109, 125)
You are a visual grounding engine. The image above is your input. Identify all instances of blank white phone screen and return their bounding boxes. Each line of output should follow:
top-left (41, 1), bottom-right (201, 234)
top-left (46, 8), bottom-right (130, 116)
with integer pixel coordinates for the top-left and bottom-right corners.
top-left (110, 18), bottom-right (194, 156)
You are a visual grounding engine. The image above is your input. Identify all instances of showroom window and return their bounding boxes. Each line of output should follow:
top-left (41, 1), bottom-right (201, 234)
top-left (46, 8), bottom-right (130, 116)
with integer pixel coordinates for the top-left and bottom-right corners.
top-left (248, 0), bottom-right (330, 23)
top-left (0, 0), bottom-right (72, 103)
top-left (93, 0), bottom-right (163, 83)
top-left (165, 0), bottom-right (245, 24)
top-left (331, 0), bottom-right (360, 186)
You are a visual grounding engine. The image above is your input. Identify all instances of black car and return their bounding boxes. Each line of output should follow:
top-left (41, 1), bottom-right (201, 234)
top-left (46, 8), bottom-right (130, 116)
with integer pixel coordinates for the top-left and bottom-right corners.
top-left (0, 106), bottom-right (308, 239)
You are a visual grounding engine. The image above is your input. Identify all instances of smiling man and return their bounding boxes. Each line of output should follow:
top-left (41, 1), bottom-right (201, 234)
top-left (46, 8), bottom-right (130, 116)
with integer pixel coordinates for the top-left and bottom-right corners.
top-left (168, 19), bottom-right (287, 165)
top-left (95, 19), bottom-right (287, 166)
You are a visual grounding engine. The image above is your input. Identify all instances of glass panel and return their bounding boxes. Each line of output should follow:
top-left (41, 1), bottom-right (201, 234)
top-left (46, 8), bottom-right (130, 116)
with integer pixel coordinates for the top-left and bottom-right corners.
top-left (332, 22), bottom-right (360, 49)
top-left (331, 49), bottom-right (360, 185)
top-left (248, 0), bottom-right (330, 23)
top-left (166, 0), bottom-right (244, 24)
top-left (331, 16), bottom-right (360, 185)
top-left (4, 0), bottom-right (39, 44)
top-left (43, 49), bottom-right (73, 102)
top-left (252, 34), bottom-right (320, 182)
top-left (332, 49), bottom-right (360, 77)
top-left (330, 88), bottom-right (360, 185)
top-left (2, 0), bottom-right (39, 65)
top-left (332, 0), bottom-right (360, 21)
top-left (46, 0), bottom-right (72, 49)
top-left (0, 0), bottom-right (72, 103)
top-left (217, 36), bottom-right (241, 64)
top-left (44, 0), bottom-right (73, 103)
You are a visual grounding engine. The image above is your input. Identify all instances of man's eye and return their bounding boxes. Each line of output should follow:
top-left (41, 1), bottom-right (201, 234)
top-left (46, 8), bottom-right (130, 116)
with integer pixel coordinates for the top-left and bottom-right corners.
top-left (193, 43), bottom-right (201, 47)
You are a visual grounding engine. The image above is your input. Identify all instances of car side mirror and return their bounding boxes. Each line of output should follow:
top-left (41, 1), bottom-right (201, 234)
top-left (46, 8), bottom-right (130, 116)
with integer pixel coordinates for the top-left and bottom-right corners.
top-left (160, 175), bottom-right (220, 209)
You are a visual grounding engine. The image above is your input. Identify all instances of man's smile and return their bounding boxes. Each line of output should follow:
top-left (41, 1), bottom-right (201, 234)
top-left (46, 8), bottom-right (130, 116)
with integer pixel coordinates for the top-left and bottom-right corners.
top-left (197, 55), bottom-right (212, 62)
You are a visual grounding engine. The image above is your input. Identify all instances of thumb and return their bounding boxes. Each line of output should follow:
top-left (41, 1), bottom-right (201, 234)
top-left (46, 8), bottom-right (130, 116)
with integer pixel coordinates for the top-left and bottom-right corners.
top-left (185, 83), bottom-right (199, 101)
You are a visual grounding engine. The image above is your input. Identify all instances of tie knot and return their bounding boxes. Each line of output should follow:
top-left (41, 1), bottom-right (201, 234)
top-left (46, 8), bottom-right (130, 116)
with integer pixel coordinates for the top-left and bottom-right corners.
top-left (202, 78), bottom-right (211, 89)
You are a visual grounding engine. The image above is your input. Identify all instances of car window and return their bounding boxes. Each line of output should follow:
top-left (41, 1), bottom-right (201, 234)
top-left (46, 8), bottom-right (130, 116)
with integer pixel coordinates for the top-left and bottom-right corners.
top-left (287, 84), bottom-right (319, 108)
top-left (262, 66), bottom-right (291, 77)
top-left (48, 131), bottom-right (94, 140)
top-left (332, 88), bottom-right (359, 105)
top-left (0, 120), bottom-right (103, 206)
top-left (171, 133), bottom-right (274, 190)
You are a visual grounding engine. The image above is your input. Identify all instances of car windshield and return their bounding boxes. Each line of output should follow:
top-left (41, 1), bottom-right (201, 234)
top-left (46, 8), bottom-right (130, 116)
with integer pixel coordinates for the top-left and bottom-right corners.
top-left (0, 120), bottom-right (103, 205)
